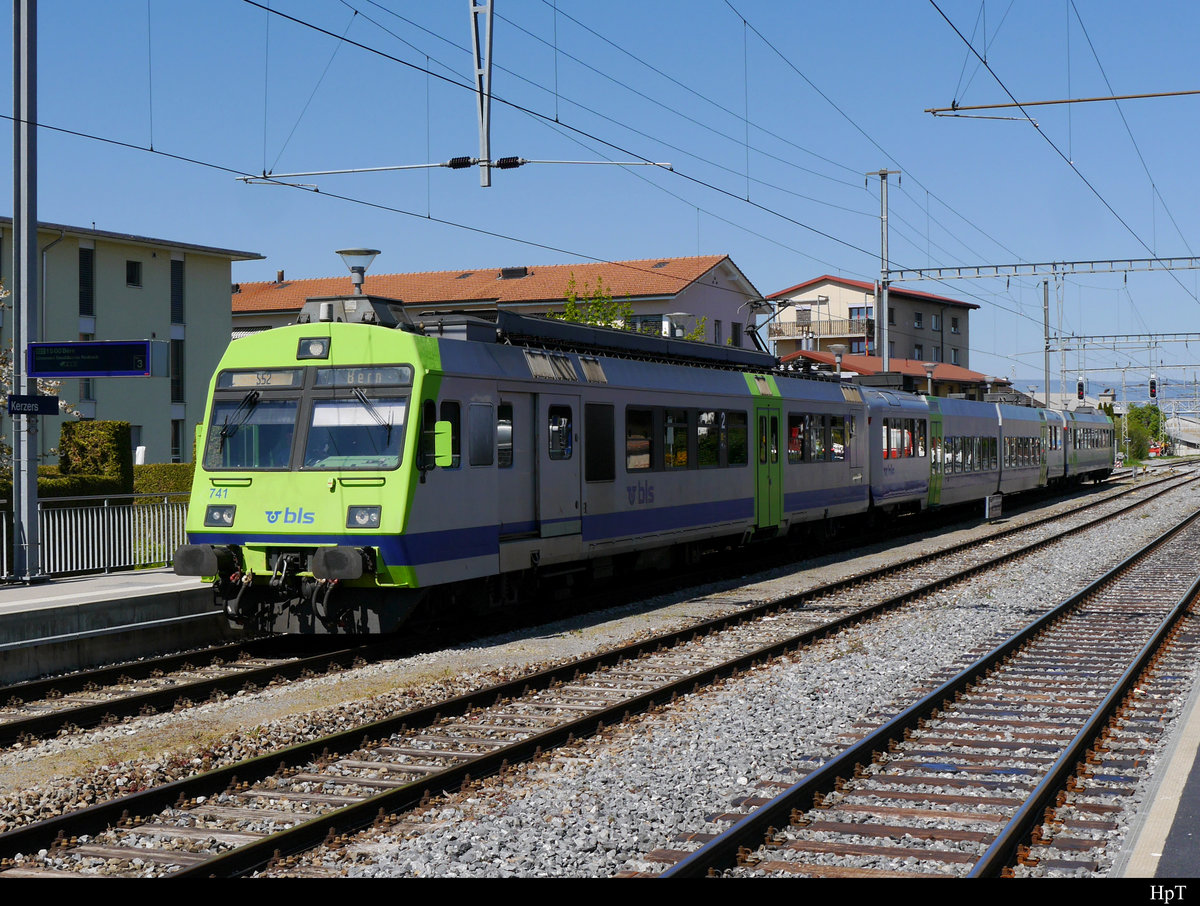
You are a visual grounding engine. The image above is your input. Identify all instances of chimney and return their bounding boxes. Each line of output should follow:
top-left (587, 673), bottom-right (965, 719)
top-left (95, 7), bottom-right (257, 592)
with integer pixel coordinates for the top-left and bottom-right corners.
top-left (276, 269), bottom-right (285, 283)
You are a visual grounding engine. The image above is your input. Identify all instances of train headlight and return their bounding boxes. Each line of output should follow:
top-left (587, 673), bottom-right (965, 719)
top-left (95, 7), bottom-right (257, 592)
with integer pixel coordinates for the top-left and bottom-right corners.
top-left (203, 505), bottom-right (237, 527)
top-left (297, 337), bottom-right (331, 360)
top-left (346, 505), bottom-right (381, 528)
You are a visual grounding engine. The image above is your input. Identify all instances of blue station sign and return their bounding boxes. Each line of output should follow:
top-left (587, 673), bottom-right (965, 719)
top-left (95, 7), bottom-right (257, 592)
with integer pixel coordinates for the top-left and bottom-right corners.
top-left (7, 394), bottom-right (59, 415)
top-left (27, 340), bottom-right (168, 378)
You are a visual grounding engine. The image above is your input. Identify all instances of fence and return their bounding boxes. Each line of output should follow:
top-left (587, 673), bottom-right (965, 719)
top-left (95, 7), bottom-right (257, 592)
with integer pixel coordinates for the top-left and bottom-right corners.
top-left (0, 494), bottom-right (189, 578)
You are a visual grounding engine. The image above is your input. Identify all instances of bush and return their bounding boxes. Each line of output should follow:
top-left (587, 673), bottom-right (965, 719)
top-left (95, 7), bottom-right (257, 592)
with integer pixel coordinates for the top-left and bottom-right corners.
top-left (134, 462), bottom-right (195, 497)
top-left (58, 421), bottom-right (134, 491)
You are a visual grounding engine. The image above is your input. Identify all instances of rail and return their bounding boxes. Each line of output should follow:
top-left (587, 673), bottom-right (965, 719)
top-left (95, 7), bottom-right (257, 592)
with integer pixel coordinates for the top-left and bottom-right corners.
top-left (0, 493), bottom-right (189, 579)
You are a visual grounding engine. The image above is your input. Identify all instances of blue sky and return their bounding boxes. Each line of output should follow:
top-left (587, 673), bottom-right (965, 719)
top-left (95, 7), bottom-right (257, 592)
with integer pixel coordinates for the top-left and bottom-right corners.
top-left (3, 1), bottom-right (1200, 395)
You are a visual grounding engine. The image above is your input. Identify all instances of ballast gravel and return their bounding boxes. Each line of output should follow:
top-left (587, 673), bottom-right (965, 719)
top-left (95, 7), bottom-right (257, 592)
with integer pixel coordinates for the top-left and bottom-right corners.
top-left (1, 476), bottom-right (1196, 877)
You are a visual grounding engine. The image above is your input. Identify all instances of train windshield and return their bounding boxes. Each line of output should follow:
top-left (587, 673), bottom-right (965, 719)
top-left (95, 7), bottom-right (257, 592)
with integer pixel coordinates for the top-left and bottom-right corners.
top-left (302, 396), bottom-right (407, 470)
top-left (204, 397), bottom-right (299, 470)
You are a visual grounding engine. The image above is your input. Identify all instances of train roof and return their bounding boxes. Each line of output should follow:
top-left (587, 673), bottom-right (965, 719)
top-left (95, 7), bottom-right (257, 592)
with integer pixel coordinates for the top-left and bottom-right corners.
top-left (297, 295), bottom-right (780, 373)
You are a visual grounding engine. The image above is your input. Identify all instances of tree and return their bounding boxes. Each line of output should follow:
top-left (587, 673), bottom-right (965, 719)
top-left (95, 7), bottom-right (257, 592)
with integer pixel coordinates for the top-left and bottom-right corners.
top-left (553, 273), bottom-right (709, 341)
top-left (1121, 402), bottom-right (1168, 461)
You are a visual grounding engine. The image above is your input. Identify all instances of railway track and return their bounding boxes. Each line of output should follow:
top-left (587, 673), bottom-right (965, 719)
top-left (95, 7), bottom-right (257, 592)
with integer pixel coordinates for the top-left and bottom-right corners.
top-left (0, 473), bottom-right (1174, 751)
top-left (0, 472), bottom-right (1192, 876)
top-left (660, 505), bottom-right (1200, 878)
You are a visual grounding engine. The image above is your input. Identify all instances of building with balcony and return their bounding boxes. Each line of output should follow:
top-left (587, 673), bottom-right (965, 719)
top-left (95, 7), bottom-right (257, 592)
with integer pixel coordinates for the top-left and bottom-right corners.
top-left (765, 275), bottom-right (978, 369)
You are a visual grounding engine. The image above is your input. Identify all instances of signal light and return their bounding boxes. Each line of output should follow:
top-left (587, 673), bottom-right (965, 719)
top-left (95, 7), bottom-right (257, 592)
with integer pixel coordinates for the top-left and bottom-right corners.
top-left (1150, 377), bottom-right (1158, 399)
top-left (1076, 380), bottom-right (1084, 401)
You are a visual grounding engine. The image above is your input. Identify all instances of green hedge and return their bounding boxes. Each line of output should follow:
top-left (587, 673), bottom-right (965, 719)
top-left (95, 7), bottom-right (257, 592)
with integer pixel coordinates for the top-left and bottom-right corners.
top-left (134, 462), bottom-right (195, 496)
top-left (59, 421), bottom-right (134, 490)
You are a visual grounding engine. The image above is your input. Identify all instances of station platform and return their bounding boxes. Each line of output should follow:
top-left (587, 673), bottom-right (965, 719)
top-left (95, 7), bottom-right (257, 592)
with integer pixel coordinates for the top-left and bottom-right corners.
top-left (1114, 658), bottom-right (1200, 878)
top-left (0, 568), bottom-right (236, 684)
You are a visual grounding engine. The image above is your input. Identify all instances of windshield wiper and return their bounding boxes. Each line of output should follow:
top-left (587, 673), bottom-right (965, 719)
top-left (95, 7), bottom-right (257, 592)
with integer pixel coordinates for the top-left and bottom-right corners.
top-left (352, 387), bottom-right (392, 445)
top-left (218, 390), bottom-right (261, 448)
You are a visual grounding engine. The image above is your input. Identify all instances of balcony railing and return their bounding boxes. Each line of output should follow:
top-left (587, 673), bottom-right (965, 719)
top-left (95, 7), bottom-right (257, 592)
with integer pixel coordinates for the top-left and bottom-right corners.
top-left (768, 317), bottom-right (874, 339)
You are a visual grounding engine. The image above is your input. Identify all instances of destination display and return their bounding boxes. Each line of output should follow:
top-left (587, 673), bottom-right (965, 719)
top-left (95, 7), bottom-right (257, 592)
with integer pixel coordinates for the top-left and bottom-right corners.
top-left (27, 340), bottom-right (168, 378)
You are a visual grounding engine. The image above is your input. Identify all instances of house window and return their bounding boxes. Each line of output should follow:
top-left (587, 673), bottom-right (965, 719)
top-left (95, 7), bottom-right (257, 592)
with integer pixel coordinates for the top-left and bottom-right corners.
top-left (951, 347), bottom-right (960, 365)
top-left (79, 332), bottom-right (96, 401)
top-left (170, 259), bottom-right (184, 324)
top-left (714, 320), bottom-right (722, 345)
top-left (170, 419), bottom-right (184, 463)
top-left (888, 341), bottom-right (895, 358)
top-left (850, 339), bottom-right (866, 355)
top-left (170, 339), bottom-right (185, 402)
top-left (914, 312), bottom-right (923, 329)
top-left (79, 249), bottom-right (95, 316)
top-left (126, 260), bottom-right (142, 287)
top-left (732, 322), bottom-right (743, 347)
top-left (887, 307), bottom-right (895, 325)
top-left (931, 346), bottom-right (941, 362)
top-left (951, 317), bottom-right (960, 334)
top-left (849, 305), bottom-right (873, 321)
top-left (913, 344), bottom-right (924, 360)
top-left (931, 313), bottom-right (941, 331)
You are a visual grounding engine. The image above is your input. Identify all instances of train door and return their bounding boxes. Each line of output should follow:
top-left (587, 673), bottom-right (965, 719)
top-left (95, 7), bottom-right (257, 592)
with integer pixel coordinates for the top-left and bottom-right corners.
top-left (927, 409), bottom-right (943, 506)
top-left (497, 390), bottom-right (536, 538)
top-left (754, 403), bottom-right (783, 529)
top-left (536, 393), bottom-right (582, 538)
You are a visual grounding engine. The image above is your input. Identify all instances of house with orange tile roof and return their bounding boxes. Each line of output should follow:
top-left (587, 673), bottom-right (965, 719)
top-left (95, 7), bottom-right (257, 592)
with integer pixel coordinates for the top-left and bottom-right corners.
top-left (780, 348), bottom-right (1009, 401)
top-left (766, 275), bottom-right (979, 369)
top-left (232, 255), bottom-right (765, 348)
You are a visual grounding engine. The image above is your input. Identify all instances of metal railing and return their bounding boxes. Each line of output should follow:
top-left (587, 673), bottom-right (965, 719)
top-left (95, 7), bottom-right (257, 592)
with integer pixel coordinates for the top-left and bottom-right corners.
top-left (0, 494), bottom-right (189, 578)
top-left (768, 317), bottom-right (874, 339)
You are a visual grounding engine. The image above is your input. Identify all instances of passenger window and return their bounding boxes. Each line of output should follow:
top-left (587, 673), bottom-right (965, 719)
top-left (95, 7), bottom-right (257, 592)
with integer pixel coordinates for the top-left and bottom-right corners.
top-left (787, 414), bottom-right (805, 464)
top-left (831, 416), bottom-right (846, 462)
top-left (497, 403), bottom-right (513, 468)
top-left (626, 408), bottom-right (653, 471)
top-left (440, 401), bottom-right (461, 468)
top-left (726, 411), bottom-right (748, 466)
top-left (548, 405), bottom-right (572, 461)
top-left (698, 410), bottom-right (720, 468)
top-left (469, 403), bottom-right (494, 467)
top-left (664, 409), bottom-right (689, 469)
top-left (585, 403), bottom-right (615, 482)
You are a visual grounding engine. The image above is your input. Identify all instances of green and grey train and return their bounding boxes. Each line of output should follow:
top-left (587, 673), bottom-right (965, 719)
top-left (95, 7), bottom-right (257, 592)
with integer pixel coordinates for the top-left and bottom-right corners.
top-left (174, 297), bottom-right (1113, 634)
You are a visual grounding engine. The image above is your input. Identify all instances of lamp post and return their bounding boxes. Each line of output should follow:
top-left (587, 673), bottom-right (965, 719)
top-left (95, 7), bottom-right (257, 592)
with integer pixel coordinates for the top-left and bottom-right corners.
top-left (336, 248), bottom-right (381, 294)
top-left (829, 343), bottom-right (847, 375)
top-left (923, 362), bottom-right (936, 396)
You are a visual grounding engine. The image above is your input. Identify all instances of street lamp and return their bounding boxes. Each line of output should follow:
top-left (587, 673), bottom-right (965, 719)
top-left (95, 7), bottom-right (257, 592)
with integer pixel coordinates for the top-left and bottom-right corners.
top-left (829, 343), bottom-right (847, 375)
top-left (923, 362), bottom-right (936, 395)
top-left (336, 248), bottom-right (381, 295)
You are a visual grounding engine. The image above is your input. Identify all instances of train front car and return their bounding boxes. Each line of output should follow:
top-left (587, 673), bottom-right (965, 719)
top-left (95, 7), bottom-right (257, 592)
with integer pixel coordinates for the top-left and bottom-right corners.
top-left (174, 300), bottom-right (447, 634)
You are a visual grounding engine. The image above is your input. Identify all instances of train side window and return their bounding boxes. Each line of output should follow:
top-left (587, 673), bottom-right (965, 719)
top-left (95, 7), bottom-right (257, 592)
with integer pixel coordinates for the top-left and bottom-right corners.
top-left (548, 405), bottom-right (573, 461)
top-left (759, 415), bottom-right (768, 464)
top-left (585, 403), bottom-right (614, 482)
top-left (497, 404), bottom-right (513, 468)
top-left (698, 410), bottom-right (720, 468)
top-left (439, 401), bottom-right (461, 468)
top-left (726, 411), bottom-right (748, 466)
top-left (831, 415), bottom-right (846, 461)
top-left (664, 409), bottom-right (689, 469)
top-left (626, 408), bottom-right (653, 471)
top-left (469, 403), bottom-right (494, 467)
top-left (810, 415), bottom-right (826, 461)
top-left (769, 415), bottom-right (780, 464)
top-left (420, 400), bottom-right (437, 469)
top-left (787, 414), bottom-right (805, 464)
top-left (917, 419), bottom-right (927, 457)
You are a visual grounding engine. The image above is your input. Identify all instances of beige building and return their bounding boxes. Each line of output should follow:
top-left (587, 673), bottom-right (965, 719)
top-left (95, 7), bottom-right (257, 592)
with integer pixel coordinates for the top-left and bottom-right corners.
top-left (231, 255), bottom-right (764, 348)
top-left (766, 275), bottom-right (977, 369)
top-left (0, 218), bottom-right (261, 463)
